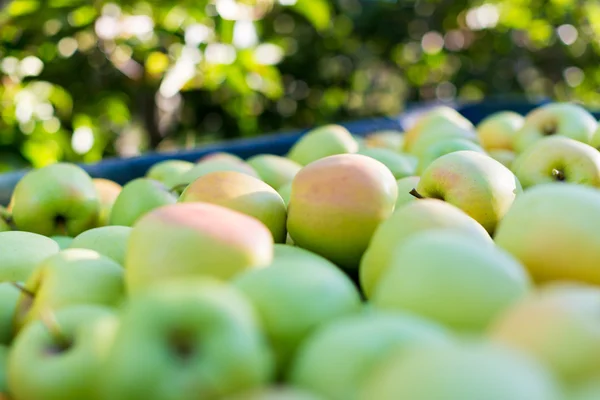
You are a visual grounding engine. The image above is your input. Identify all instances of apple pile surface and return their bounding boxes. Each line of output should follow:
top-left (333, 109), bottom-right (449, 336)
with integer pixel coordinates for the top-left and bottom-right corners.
top-left (1, 102), bottom-right (600, 400)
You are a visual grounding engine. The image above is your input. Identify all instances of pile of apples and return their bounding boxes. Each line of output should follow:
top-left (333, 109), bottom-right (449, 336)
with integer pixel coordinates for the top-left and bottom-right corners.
top-left (1, 102), bottom-right (600, 400)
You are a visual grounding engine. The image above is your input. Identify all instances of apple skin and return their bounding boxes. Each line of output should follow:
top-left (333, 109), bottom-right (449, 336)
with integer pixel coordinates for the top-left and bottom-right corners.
top-left (13, 249), bottom-right (125, 332)
top-left (488, 149), bottom-right (516, 169)
top-left (108, 178), bottom-right (177, 227)
top-left (50, 235), bottom-right (73, 250)
top-left (98, 279), bottom-right (274, 400)
top-left (272, 244), bottom-right (339, 270)
top-left (416, 137), bottom-right (485, 175)
top-left (416, 150), bottom-right (522, 234)
top-left (125, 203), bottom-right (273, 294)
top-left (233, 254), bottom-right (361, 375)
top-left (590, 125), bottom-right (600, 151)
top-left (364, 130), bottom-right (404, 152)
top-left (0, 345), bottom-right (8, 398)
top-left (277, 182), bottom-right (292, 207)
top-left (489, 283), bottom-right (600, 384)
top-left (360, 199), bottom-right (492, 299)
top-left (358, 341), bottom-right (562, 400)
top-left (70, 226), bottom-right (132, 266)
top-left (357, 148), bottom-right (415, 179)
top-left (145, 159), bottom-right (194, 190)
top-left (0, 231), bottom-right (60, 282)
top-left (287, 154), bottom-right (397, 270)
top-left (11, 163), bottom-right (100, 236)
top-left (8, 305), bottom-right (118, 400)
top-left (287, 125), bottom-right (359, 166)
top-left (180, 171), bottom-right (287, 243)
top-left (174, 159), bottom-right (259, 191)
top-left (223, 387), bottom-right (324, 400)
top-left (288, 311), bottom-right (450, 400)
top-left (476, 111), bottom-right (524, 151)
top-left (569, 378), bottom-right (600, 400)
top-left (0, 283), bottom-right (19, 345)
top-left (372, 230), bottom-right (531, 332)
top-left (494, 183), bottom-right (600, 285)
top-left (394, 176), bottom-right (420, 210)
top-left (512, 136), bottom-right (600, 189)
top-left (246, 154), bottom-right (302, 190)
top-left (514, 103), bottom-right (598, 153)
top-left (197, 152), bottom-right (244, 164)
top-left (93, 178), bottom-right (122, 227)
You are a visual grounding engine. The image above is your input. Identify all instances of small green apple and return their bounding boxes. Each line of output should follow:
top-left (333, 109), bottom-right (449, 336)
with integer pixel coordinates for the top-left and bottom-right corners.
top-left (246, 154), bottom-right (302, 190)
top-left (488, 149), bottom-right (516, 169)
top-left (93, 178), bottom-right (122, 227)
top-left (173, 159), bottom-right (259, 191)
top-left (70, 226), bottom-right (132, 266)
top-left (278, 182), bottom-right (292, 207)
top-left (357, 148), bottom-right (415, 179)
top-left (0, 231), bottom-right (60, 282)
top-left (476, 111), bottom-right (524, 151)
top-left (394, 176), bottom-right (420, 210)
top-left (416, 137), bottom-right (485, 175)
top-left (146, 159), bottom-right (194, 189)
top-left (50, 236), bottom-right (73, 250)
top-left (287, 125), bottom-right (359, 166)
top-left (364, 130), bottom-right (404, 152)
top-left (0, 283), bottom-right (19, 345)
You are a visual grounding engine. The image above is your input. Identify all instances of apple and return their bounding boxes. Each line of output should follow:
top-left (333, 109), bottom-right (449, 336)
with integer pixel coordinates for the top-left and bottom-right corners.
top-left (223, 387), bottom-right (324, 400)
top-left (173, 158), bottom-right (259, 192)
top-left (394, 176), bottom-right (420, 210)
top-left (197, 152), bottom-right (244, 163)
top-left (0, 231), bottom-right (60, 282)
top-left (590, 125), bottom-right (600, 151)
top-left (358, 341), bottom-right (562, 400)
top-left (514, 103), bottom-right (598, 153)
top-left (272, 244), bottom-right (339, 270)
top-left (0, 283), bottom-right (19, 345)
top-left (278, 182), bottom-right (292, 207)
top-left (488, 149), bottom-right (516, 169)
top-left (0, 207), bottom-right (10, 233)
top-left (70, 226), bottom-right (132, 266)
top-left (371, 230), bottom-right (530, 332)
top-left (8, 305), bottom-right (118, 400)
top-left (13, 249), bottom-right (125, 331)
top-left (494, 183), bottom-right (600, 285)
top-left (180, 171), bottom-right (287, 243)
top-left (125, 203), bottom-right (273, 294)
top-left (287, 154), bottom-right (397, 269)
top-left (50, 236), bottom-right (73, 250)
top-left (287, 125), bottom-right (359, 166)
top-left (414, 150), bottom-right (522, 233)
top-left (93, 178), bottom-right (122, 227)
top-left (145, 159), bottom-right (194, 190)
top-left (364, 130), bottom-right (404, 152)
top-left (246, 154), bottom-right (302, 190)
top-left (99, 278), bottom-right (273, 400)
top-left (569, 378), bottom-right (600, 400)
top-left (108, 178), bottom-right (177, 227)
top-left (233, 254), bottom-right (362, 375)
top-left (360, 199), bottom-right (491, 299)
top-left (11, 163), bottom-right (100, 236)
top-left (357, 148), bottom-right (415, 179)
top-left (416, 137), bottom-right (485, 175)
top-left (489, 283), bottom-right (600, 384)
top-left (0, 345), bottom-right (8, 398)
top-left (512, 136), bottom-right (600, 189)
top-left (288, 310), bottom-right (450, 400)
top-left (476, 111), bottom-right (524, 151)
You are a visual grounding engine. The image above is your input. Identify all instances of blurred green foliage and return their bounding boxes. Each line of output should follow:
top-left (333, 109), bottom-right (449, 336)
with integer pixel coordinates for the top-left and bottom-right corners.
top-left (0, 0), bottom-right (599, 169)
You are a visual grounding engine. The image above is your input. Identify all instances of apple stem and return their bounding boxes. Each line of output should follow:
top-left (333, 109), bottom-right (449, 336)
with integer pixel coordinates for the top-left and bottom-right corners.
top-left (169, 183), bottom-right (188, 195)
top-left (409, 188), bottom-right (425, 199)
top-left (551, 168), bottom-right (566, 182)
top-left (40, 309), bottom-right (71, 351)
top-left (10, 282), bottom-right (35, 298)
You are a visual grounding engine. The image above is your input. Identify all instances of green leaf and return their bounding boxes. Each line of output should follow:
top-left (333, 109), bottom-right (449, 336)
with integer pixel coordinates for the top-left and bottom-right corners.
top-left (290, 0), bottom-right (331, 31)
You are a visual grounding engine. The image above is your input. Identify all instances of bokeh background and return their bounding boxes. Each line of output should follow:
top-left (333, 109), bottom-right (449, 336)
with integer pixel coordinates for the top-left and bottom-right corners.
top-left (0, 0), bottom-right (599, 170)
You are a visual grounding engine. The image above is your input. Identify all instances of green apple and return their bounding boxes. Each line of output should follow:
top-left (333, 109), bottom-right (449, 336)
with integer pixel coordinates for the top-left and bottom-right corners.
top-left (146, 159), bottom-right (194, 189)
top-left (287, 125), bottom-right (359, 166)
top-left (289, 311), bottom-right (449, 400)
top-left (494, 183), bottom-right (600, 285)
top-left (359, 341), bottom-right (562, 400)
top-left (488, 149), bottom-right (516, 169)
top-left (50, 236), bottom-right (73, 250)
top-left (233, 256), bottom-right (361, 374)
top-left (569, 377), bottom-right (600, 400)
top-left (414, 150), bottom-right (522, 233)
top-left (246, 154), bottom-right (302, 190)
top-left (173, 158), bottom-right (259, 191)
top-left (11, 163), bottom-right (100, 236)
top-left (372, 230), bottom-right (530, 332)
top-left (108, 178), bottom-right (177, 227)
top-left (514, 103), bottom-right (598, 153)
top-left (357, 148), bottom-right (415, 179)
top-left (13, 249), bottom-right (125, 331)
top-left (590, 125), bottom-right (600, 151)
top-left (93, 178), bottom-right (122, 227)
top-left (272, 244), bottom-right (338, 270)
top-left (125, 203), bottom-right (274, 294)
top-left (360, 199), bottom-right (491, 299)
top-left (287, 154), bottom-right (397, 269)
top-left (489, 283), bottom-right (600, 384)
top-left (180, 171), bottom-right (287, 243)
top-left (0, 345), bottom-right (8, 398)
top-left (394, 176), bottom-right (420, 210)
top-left (0, 231), bottom-right (60, 282)
top-left (364, 130), bottom-right (404, 152)
top-left (223, 387), bottom-right (324, 400)
top-left (197, 152), bottom-right (244, 163)
top-left (416, 137), bottom-right (485, 175)
top-left (70, 226), bottom-right (132, 266)
top-left (8, 305), bottom-right (118, 400)
top-left (408, 127), bottom-right (479, 159)
top-left (512, 136), bottom-right (600, 189)
top-left (0, 283), bottom-right (19, 345)
top-left (476, 111), bottom-right (524, 151)
top-left (278, 182), bottom-right (292, 207)
top-left (99, 278), bottom-right (273, 400)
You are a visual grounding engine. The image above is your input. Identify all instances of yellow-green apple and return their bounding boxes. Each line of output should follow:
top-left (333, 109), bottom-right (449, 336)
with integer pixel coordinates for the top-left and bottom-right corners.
top-left (70, 226), bottom-right (132, 266)
top-left (246, 154), bottom-right (302, 190)
top-left (287, 154), bottom-right (397, 269)
top-left (489, 283), bottom-right (600, 384)
top-left (476, 111), bottom-right (524, 151)
top-left (180, 171), bottom-right (287, 243)
top-left (233, 256), bottom-right (361, 375)
top-left (272, 244), bottom-right (338, 270)
top-left (590, 125), bottom-right (600, 151)
top-left (224, 387), bottom-right (324, 400)
top-left (364, 130), bottom-right (404, 152)
top-left (0, 231), bottom-right (60, 282)
top-left (359, 341), bottom-right (562, 400)
top-left (394, 176), bottom-right (420, 210)
top-left (360, 199), bottom-right (491, 298)
top-left (0, 283), bottom-right (19, 345)
top-left (357, 148), bottom-right (415, 179)
top-left (50, 236), bottom-right (73, 250)
top-left (125, 203), bottom-right (273, 294)
top-left (146, 159), bottom-right (194, 190)
top-left (8, 305), bottom-right (118, 400)
top-left (0, 345), bottom-right (7, 398)
top-left (514, 103), bottom-right (598, 153)
top-left (494, 183), bottom-right (600, 284)
top-left (99, 278), bottom-right (273, 400)
top-left (414, 150), bottom-right (522, 233)
top-left (173, 158), bottom-right (258, 191)
top-left (287, 125), bottom-right (359, 166)
top-left (11, 163), bottom-right (100, 236)
top-left (13, 249), bottom-right (124, 331)
top-left (512, 136), bottom-right (600, 188)
top-left (108, 178), bottom-right (177, 227)
top-left (289, 311), bottom-right (449, 400)
top-left (278, 182), bottom-right (292, 207)
top-left (488, 149), bottom-right (517, 169)
top-left (93, 178), bottom-right (122, 226)
top-left (416, 137), bottom-right (485, 175)
top-left (408, 127), bottom-right (479, 159)
top-left (197, 152), bottom-right (244, 163)
top-left (372, 230), bottom-right (530, 332)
